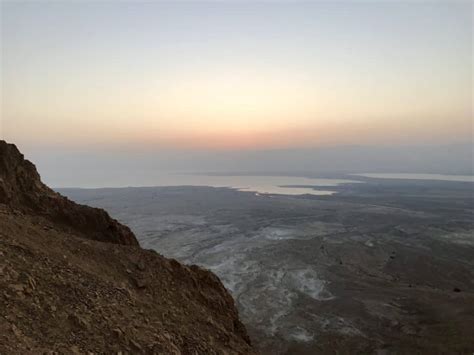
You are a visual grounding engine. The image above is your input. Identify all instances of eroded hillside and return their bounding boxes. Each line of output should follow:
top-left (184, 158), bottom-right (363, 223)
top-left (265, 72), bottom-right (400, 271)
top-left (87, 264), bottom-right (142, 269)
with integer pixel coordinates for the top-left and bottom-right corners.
top-left (0, 140), bottom-right (255, 354)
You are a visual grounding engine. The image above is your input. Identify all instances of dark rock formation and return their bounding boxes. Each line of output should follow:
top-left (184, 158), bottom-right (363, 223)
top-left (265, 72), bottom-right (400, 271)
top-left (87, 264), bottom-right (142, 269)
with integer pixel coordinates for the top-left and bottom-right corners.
top-left (0, 140), bottom-right (138, 246)
top-left (0, 140), bottom-right (254, 354)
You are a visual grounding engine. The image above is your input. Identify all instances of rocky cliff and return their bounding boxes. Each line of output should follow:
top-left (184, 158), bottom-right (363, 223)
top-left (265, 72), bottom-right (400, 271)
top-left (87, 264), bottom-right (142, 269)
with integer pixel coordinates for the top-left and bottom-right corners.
top-left (0, 141), bottom-right (138, 246)
top-left (0, 140), bottom-right (255, 354)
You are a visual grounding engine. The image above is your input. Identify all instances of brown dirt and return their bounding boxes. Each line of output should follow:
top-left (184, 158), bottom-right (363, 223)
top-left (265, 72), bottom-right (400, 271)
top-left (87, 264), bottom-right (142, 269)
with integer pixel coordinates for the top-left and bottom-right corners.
top-left (0, 140), bottom-right (255, 354)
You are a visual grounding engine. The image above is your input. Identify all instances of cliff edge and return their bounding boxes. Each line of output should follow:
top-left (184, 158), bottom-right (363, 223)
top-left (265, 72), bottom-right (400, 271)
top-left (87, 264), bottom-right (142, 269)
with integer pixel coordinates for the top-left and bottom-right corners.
top-left (0, 140), bottom-right (255, 354)
top-left (0, 141), bottom-right (138, 246)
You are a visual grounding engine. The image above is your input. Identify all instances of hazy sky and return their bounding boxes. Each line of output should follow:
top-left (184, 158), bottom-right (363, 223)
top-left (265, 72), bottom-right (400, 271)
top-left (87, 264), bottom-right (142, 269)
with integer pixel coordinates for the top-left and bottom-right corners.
top-left (1, 1), bottom-right (472, 152)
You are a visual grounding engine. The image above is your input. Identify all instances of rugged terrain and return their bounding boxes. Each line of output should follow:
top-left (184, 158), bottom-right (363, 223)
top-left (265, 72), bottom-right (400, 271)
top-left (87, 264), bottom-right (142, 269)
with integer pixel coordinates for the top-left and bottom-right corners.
top-left (0, 141), bottom-right (137, 246)
top-left (62, 178), bottom-right (474, 354)
top-left (0, 140), bottom-right (254, 354)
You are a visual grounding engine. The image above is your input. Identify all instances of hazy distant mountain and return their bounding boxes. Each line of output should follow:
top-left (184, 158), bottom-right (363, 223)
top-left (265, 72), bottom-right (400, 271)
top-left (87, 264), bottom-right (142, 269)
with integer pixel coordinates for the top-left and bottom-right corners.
top-left (21, 142), bottom-right (473, 188)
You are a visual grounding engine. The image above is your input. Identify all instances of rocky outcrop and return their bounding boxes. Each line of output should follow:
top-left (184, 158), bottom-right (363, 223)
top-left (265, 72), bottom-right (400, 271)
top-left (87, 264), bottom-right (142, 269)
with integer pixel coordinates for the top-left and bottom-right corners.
top-left (0, 140), bottom-right (138, 246)
top-left (0, 140), bottom-right (255, 354)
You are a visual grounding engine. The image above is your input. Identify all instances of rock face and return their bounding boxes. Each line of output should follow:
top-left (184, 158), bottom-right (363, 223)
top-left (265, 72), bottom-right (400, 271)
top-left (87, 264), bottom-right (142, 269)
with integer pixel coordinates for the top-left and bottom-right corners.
top-left (0, 140), bottom-right (138, 246)
top-left (0, 140), bottom-right (255, 354)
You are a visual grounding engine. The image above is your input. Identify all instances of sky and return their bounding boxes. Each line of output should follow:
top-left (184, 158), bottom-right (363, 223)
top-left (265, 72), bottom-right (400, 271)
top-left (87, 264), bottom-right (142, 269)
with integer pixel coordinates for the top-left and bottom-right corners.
top-left (0, 1), bottom-right (472, 184)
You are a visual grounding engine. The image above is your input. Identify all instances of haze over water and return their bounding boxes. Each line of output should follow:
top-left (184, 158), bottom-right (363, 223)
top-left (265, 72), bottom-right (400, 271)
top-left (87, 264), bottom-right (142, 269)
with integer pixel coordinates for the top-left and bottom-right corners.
top-left (354, 173), bottom-right (474, 183)
top-left (49, 172), bottom-right (474, 196)
top-left (54, 174), bottom-right (361, 195)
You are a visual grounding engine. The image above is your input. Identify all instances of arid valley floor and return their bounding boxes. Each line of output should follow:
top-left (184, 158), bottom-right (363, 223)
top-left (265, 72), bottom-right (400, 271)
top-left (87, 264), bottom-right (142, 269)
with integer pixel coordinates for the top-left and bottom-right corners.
top-left (60, 176), bottom-right (474, 354)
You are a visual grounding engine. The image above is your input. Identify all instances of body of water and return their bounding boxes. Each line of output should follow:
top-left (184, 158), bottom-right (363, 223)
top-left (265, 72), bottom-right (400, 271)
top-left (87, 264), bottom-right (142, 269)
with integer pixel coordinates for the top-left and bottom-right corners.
top-left (145, 175), bottom-right (358, 196)
top-left (55, 172), bottom-right (473, 195)
top-left (52, 172), bottom-right (358, 195)
top-left (353, 173), bottom-right (474, 183)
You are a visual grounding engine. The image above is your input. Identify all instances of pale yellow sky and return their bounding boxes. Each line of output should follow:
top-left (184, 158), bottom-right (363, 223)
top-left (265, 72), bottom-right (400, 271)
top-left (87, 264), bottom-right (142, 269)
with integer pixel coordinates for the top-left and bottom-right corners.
top-left (1, 2), bottom-right (472, 150)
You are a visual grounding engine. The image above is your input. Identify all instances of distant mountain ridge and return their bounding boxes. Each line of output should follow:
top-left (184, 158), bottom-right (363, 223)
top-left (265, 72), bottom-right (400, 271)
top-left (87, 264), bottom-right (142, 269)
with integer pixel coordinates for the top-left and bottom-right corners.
top-left (26, 142), bottom-right (473, 188)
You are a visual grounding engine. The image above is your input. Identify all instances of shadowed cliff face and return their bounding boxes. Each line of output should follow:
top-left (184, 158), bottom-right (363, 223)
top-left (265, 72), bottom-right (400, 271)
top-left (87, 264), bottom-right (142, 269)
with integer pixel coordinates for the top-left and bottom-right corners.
top-left (0, 140), bottom-right (138, 246)
top-left (0, 140), bottom-right (255, 354)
